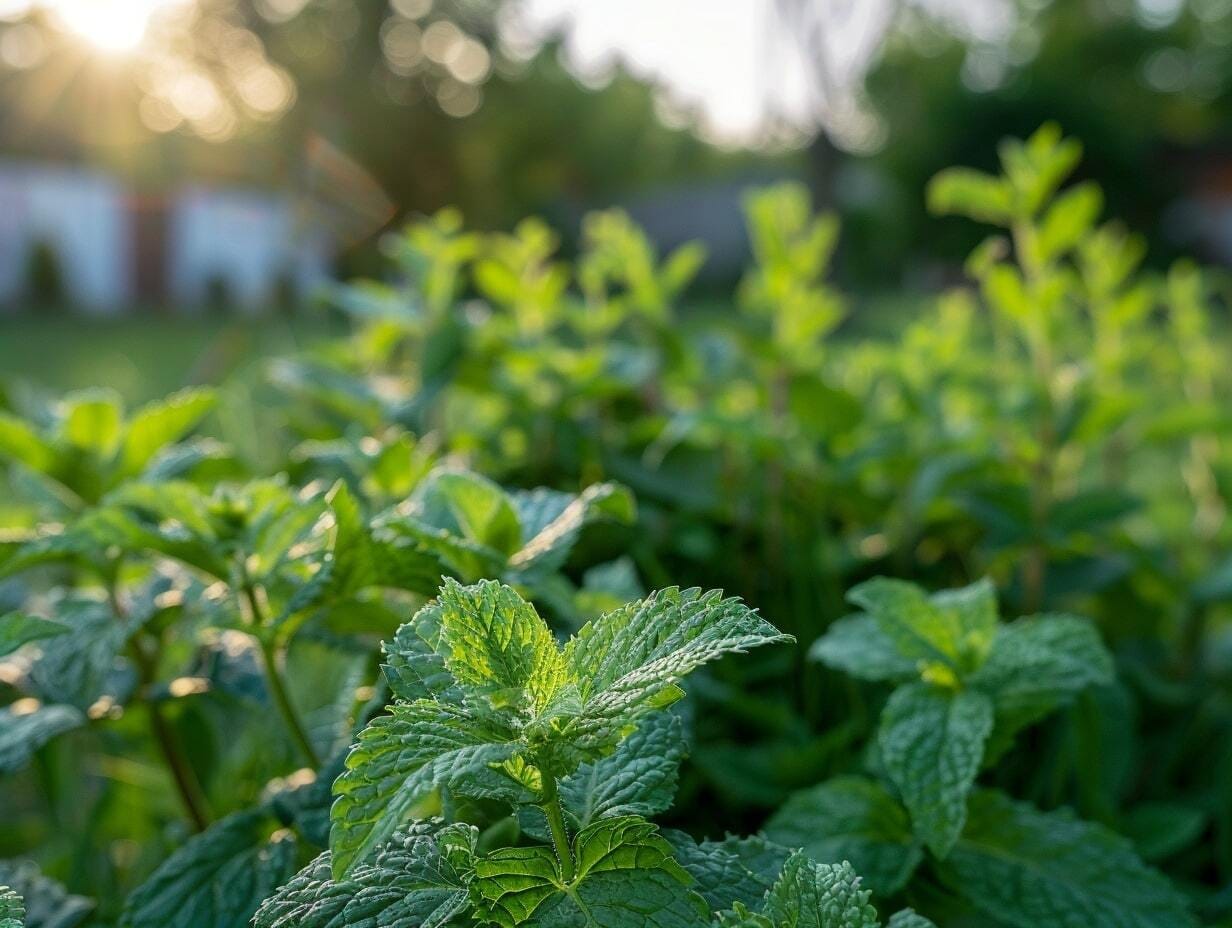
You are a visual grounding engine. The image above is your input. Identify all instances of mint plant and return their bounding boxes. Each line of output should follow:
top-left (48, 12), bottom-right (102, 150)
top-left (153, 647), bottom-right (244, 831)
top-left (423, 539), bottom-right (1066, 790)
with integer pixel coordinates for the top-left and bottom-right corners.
top-left (776, 576), bottom-right (1197, 927)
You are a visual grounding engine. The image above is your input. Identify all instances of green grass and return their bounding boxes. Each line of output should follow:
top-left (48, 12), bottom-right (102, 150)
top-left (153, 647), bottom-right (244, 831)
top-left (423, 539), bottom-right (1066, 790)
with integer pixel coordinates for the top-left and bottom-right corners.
top-left (0, 312), bottom-right (337, 405)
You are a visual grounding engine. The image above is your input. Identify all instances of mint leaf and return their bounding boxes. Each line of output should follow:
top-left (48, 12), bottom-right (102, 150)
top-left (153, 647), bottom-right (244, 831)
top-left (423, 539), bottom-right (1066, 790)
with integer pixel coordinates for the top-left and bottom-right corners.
top-left (808, 615), bottom-right (916, 683)
top-left (334, 581), bottom-right (788, 878)
top-left (330, 701), bottom-right (520, 878)
top-left (0, 614), bottom-right (68, 658)
top-left (0, 886), bottom-right (23, 928)
top-left (436, 578), bottom-right (568, 712)
top-left (470, 816), bottom-right (705, 928)
top-left (562, 586), bottom-right (792, 756)
top-left (969, 614), bottom-right (1114, 757)
top-left (252, 821), bottom-right (475, 928)
top-left (0, 860), bottom-right (93, 928)
top-left (667, 833), bottom-right (788, 913)
top-left (766, 776), bottom-right (923, 895)
top-left (937, 790), bottom-right (1197, 928)
top-left (557, 711), bottom-right (685, 830)
top-left (760, 853), bottom-right (879, 928)
top-left (119, 809), bottom-right (297, 928)
top-left (878, 684), bottom-right (992, 858)
top-left (846, 578), bottom-right (996, 677)
top-left (886, 910), bottom-right (938, 928)
top-left (508, 482), bottom-right (634, 576)
top-left (0, 704), bottom-right (85, 774)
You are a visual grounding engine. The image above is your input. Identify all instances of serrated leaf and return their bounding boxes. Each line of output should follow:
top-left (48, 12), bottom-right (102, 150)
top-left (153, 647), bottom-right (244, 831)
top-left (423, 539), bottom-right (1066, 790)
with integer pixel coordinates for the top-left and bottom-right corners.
top-left (969, 614), bottom-right (1114, 758)
top-left (808, 615), bottom-right (916, 683)
top-left (759, 853), bottom-right (879, 928)
top-left (0, 860), bottom-right (92, 928)
top-left (382, 602), bottom-right (462, 704)
top-left (330, 700), bottom-right (520, 879)
top-left (436, 578), bottom-right (568, 712)
top-left (0, 614), bottom-right (68, 658)
top-left (410, 469), bottom-right (523, 556)
top-left (766, 776), bottom-right (923, 896)
top-left (879, 684), bottom-right (992, 858)
top-left (0, 886), bottom-right (22, 928)
top-left (252, 821), bottom-right (474, 928)
top-left (471, 816), bottom-right (704, 928)
top-left (667, 833), bottom-right (788, 913)
top-left (562, 587), bottom-right (792, 756)
top-left (0, 704), bottom-right (85, 774)
top-left (558, 711), bottom-right (685, 830)
top-left (119, 809), bottom-right (298, 928)
top-left (27, 598), bottom-right (128, 710)
top-left (937, 790), bottom-right (1197, 928)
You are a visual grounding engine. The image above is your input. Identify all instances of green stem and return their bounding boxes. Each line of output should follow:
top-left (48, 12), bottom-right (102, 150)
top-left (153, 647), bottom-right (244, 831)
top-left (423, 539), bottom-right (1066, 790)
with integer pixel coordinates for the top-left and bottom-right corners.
top-left (111, 574), bottom-right (211, 832)
top-left (133, 641), bottom-right (213, 832)
top-left (242, 581), bottom-right (322, 769)
top-left (538, 764), bottom-right (575, 883)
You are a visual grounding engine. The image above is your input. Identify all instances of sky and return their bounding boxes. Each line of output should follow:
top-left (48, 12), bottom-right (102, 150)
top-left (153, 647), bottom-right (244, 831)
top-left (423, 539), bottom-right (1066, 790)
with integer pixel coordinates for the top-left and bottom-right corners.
top-left (513, 0), bottom-right (1017, 149)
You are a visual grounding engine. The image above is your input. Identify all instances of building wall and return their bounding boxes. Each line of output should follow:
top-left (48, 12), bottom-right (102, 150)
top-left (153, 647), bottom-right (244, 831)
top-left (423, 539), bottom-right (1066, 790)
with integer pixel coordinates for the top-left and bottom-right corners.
top-left (0, 162), bottom-right (131, 313)
top-left (167, 186), bottom-right (332, 312)
top-left (0, 162), bottom-right (333, 314)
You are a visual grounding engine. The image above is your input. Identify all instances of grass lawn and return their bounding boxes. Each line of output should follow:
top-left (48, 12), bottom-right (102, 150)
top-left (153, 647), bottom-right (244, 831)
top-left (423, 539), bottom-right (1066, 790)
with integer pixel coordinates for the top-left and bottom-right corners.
top-left (0, 311), bottom-right (338, 404)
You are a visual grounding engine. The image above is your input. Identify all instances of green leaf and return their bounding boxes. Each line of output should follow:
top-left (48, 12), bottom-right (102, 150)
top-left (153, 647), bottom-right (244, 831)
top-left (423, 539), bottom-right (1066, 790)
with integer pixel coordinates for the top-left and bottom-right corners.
top-left (1037, 182), bottom-right (1102, 263)
top-left (937, 790), bottom-right (1197, 928)
top-left (27, 598), bottom-right (128, 710)
top-left (844, 578), bottom-right (1000, 681)
top-left (766, 776), bottom-right (923, 895)
top-left (410, 469), bottom-right (523, 555)
top-left (0, 703), bottom-right (85, 774)
top-left (926, 168), bottom-right (1014, 225)
top-left (0, 860), bottom-right (92, 928)
top-left (0, 886), bottom-right (23, 928)
top-left (846, 579), bottom-right (961, 675)
top-left (0, 413), bottom-right (55, 473)
top-left (119, 809), bottom-right (298, 928)
top-left (887, 911), bottom-right (938, 928)
top-left (470, 816), bottom-right (705, 928)
top-left (558, 711), bottom-right (685, 830)
top-left (562, 587), bottom-right (792, 756)
top-left (116, 388), bottom-right (215, 479)
top-left (509, 483), bottom-right (635, 577)
top-left (436, 578), bottom-right (568, 713)
top-left (969, 614), bottom-right (1114, 757)
top-left (0, 614), bottom-right (68, 658)
top-left (878, 684), bottom-right (993, 858)
top-left (383, 601), bottom-right (463, 704)
top-left (759, 853), bottom-right (879, 928)
top-left (809, 615), bottom-right (917, 683)
top-left (330, 700), bottom-right (520, 879)
top-left (60, 390), bottom-right (123, 457)
top-left (667, 833), bottom-right (788, 913)
top-left (252, 821), bottom-right (475, 928)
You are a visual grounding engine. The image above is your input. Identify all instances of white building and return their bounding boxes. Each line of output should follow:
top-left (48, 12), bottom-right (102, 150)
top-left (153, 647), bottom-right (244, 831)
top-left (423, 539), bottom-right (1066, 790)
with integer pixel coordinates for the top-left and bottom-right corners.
top-left (0, 160), bottom-right (334, 314)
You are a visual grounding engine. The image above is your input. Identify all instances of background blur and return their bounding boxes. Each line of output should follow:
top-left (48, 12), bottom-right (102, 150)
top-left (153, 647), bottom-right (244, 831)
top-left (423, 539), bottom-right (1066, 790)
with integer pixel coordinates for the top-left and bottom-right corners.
top-left (1, 0), bottom-right (1231, 399)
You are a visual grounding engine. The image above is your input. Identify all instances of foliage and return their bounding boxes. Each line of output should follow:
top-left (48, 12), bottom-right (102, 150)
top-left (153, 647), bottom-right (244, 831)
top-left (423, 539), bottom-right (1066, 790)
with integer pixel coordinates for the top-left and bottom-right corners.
top-left (1, 126), bottom-right (1229, 927)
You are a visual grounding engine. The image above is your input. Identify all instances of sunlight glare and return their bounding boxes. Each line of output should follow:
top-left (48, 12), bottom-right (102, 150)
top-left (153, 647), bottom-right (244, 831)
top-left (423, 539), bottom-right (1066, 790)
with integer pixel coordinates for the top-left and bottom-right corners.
top-left (48, 0), bottom-right (183, 53)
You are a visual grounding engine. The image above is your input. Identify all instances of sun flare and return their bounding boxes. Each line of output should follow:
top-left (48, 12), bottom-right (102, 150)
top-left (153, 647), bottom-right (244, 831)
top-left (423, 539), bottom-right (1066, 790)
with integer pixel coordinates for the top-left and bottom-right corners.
top-left (48, 0), bottom-right (182, 53)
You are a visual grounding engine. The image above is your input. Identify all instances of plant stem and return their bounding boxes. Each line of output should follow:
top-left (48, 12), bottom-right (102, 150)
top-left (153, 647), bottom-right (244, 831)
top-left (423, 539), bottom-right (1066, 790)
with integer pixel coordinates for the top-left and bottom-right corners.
top-left (242, 581), bottom-right (322, 769)
top-left (125, 636), bottom-right (213, 832)
top-left (108, 567), bottom-right (212, 831)
top-left (538, 763), bottom-right (575, 883)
